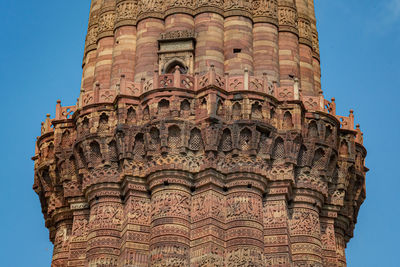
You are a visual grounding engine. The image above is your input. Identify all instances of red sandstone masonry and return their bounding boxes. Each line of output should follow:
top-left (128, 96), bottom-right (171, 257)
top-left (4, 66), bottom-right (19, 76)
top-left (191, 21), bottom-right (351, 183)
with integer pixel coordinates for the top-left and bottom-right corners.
top-left (34, 1), bottom-right (368, 267)
top-left (111, 26), bottom-right (137, 89)
top-left (165, 13), bottom-right (194, 32)
top-left (313, 56), bottom-right (322, 94)
top-left (82, 51), bottom-right (98, 92)
top-left (134, 18), bottom-right (164, 82)
top-left (94, 37), bottom-right (114, 89)
top-left (307, 0), bottom-right (322, 94)
top-left (299, 43), bottom-right (315, 95)
top-left (253, 22), bottom-right (279, 81)
top-left (194, 13), bottom-right (225, 75)
top-left (279, 31), bottom-right (300, 86)
top-left (224, 16), bottom-right (254, 75)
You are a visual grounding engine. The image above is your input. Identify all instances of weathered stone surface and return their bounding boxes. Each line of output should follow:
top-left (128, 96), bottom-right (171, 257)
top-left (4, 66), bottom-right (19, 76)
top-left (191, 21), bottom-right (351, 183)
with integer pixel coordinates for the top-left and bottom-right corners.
top-left (33, 1), bottom-right (367, 266)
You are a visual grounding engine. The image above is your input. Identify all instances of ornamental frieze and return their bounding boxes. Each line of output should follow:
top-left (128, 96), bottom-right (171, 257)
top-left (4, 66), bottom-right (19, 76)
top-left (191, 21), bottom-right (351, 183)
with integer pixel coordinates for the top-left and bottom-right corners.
top-left (278, 6), bottom-right (298, 28)
top-left (98, 11), bottom-right (116, 35)
top-left (116, 0), bottom-right (137, 23)
top-left (127, 197), bottom-right (151, 225)
top-left (150, 244), bottom-right (189, 266)
top-left (166, 0), bottom-right (196, 9)
top-left (159, 30), bottom-right (196, 40)
top-left (195, 0), bottom-right (224, 9)
top-left (312, 30), bottom-right (320, 55)
top-left (298, 15), bottom-right (312, 44)
top-left (252, 0), bottom-right (278, 18)
top-left (137, 0), bottom-right (165, 15)
top-left (290, 209), bottom-right (320, 237)
top-left (89, 204), bottom-right (123, 229)
top-left (226, 247), bottom-right (264, 267)
top-left (226, 193), bottom-right (262, 222)
top-left (224, 0), bottom-right (252, 12)
top-left (151, 191), bottom-right (191, 219)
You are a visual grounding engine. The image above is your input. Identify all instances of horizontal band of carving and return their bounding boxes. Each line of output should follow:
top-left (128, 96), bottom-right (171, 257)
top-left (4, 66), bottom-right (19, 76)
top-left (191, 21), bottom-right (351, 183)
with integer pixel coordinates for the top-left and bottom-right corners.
top-left (89, 2), bottom-right (285, 30)
top-left (298, 15), bottom-right (313, 47)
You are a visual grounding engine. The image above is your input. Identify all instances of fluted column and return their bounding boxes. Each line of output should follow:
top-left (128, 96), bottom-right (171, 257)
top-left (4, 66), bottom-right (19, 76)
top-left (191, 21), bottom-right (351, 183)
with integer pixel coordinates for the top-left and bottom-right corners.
top-left (134, 0), bottom-right (164, 82)
top-left (278, 0), bottom-right (300, 87)
top-left (149, 172), bottom-right (191, 266)
top-left (94, 1), bottom-right (116, 92)
top-left (308, 0), bottom-right (321, 94)
top-left (194, 4), bottom-right (224, 75)
top-left (111, 0), bottom-right (138, 89)
top-left (86, 185), bottom-right (122, 267)
top-left (289, 189), bottom-right (324, 267)
top-left (252, 0), bottom-right (279, 80)
top-left (82, 0), bottom-right (101, 93)
top-left (51, 212), bottom-right (73, 267)
top-left (67, 200), bottom-right (90, 267)
top-left (225, 173), bottom-right (264, 266)
top-left (134, 18), bottom-right (164, 81)
top-left (224, 4), bottom-right (254, 75)
top-left (296, 0), bottom-right (314, 95)
top-left (119, 178), bottom-right (151, 267)
top-left (335, 217), bottom-right (348, 267)
top-left (190, 170), bottom-right (225, 266)
top-left (165, 13), bottom-right (194, 32)
top-left (320, 210), bottom-right (339, 267)
top-left (263, 181), bottom-right (292, 266)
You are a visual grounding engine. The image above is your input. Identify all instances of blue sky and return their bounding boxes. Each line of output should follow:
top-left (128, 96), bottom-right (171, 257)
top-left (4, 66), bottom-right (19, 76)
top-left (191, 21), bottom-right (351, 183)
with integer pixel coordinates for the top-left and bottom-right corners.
top-left (0, 1), bottom-right (398, 266)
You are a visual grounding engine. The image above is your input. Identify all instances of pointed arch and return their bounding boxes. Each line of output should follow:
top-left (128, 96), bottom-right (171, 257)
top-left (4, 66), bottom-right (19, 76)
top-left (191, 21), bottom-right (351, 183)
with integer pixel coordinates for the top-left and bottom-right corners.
top-left (164, 59), bottom-right (188, 74)
top-left (283, 111), bottom-right (293, 129)
top-left (89, 141), bottom-right (102, 165)
top-left (168, 125), bottom-right (182, 149)
top-left (108, 140), bottom-right (118, 162)
top-left (232, 102), bottom-right (241, 120)
top-left (158, 99), bottom-right (170, 115)
top-left (239, 128), bottom-right (252, 151)
top-left (216, 99), bottom-right (224, 117)
top-left (189, 128), bottom-right (204, 151)
top-left (127, 106), bottom-right (136, 122)
top-left (312, 148), bottom-right (326, 169)
top-left (273, 137), bottom-right (285, 159)
top-left (251, 102), bottom-right (263, 120)
top-left (98, 113), bottom-right (109, 133)
top-left (133, 133), bottom-right (145, 158)
top-left (149, 127), bottom-right (161, 150)
top-left (180, 99), bottom-right (191, 112)
top-left (308, 121), bottom-right (318, 138)
top-left (219, 128), bottom-right (233, 152)
top-left (297, 145), bottom-right (308, 166)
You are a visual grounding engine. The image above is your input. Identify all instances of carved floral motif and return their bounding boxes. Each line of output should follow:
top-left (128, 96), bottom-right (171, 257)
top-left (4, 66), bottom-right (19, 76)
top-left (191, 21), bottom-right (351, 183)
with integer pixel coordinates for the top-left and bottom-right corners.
top-left (290, 209), bottom-right (320, 238)
top-left (252, 0), bottom-right (278, 18)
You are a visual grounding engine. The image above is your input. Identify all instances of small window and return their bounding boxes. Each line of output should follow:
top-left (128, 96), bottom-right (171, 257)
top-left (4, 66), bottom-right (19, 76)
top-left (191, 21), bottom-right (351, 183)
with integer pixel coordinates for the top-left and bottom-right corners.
top-left (165, 61), bottom-right (188, 74)
top-left (233, 48), bottom-right (242, 54)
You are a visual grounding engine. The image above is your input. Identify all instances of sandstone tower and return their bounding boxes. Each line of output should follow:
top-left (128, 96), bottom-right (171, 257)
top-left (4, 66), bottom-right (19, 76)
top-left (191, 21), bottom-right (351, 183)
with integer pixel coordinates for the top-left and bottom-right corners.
top-left (33, 1), bottom-right (368, 266)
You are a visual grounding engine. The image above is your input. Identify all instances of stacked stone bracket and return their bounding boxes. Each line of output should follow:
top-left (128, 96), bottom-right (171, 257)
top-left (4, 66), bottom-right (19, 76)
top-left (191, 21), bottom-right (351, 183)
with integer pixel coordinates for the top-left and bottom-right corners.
top-left (34, 1), bottom-right (367, 267)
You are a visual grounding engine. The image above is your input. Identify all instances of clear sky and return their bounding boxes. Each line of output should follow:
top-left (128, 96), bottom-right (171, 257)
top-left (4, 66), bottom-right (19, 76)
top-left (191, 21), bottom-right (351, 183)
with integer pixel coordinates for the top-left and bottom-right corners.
top-left (0, 1), bottom-right (398, 266)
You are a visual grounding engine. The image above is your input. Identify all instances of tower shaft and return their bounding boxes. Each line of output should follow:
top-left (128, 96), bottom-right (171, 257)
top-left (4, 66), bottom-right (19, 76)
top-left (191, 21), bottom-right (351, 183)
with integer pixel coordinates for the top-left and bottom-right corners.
top-left (34, 1), bottom-right (367, 267)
